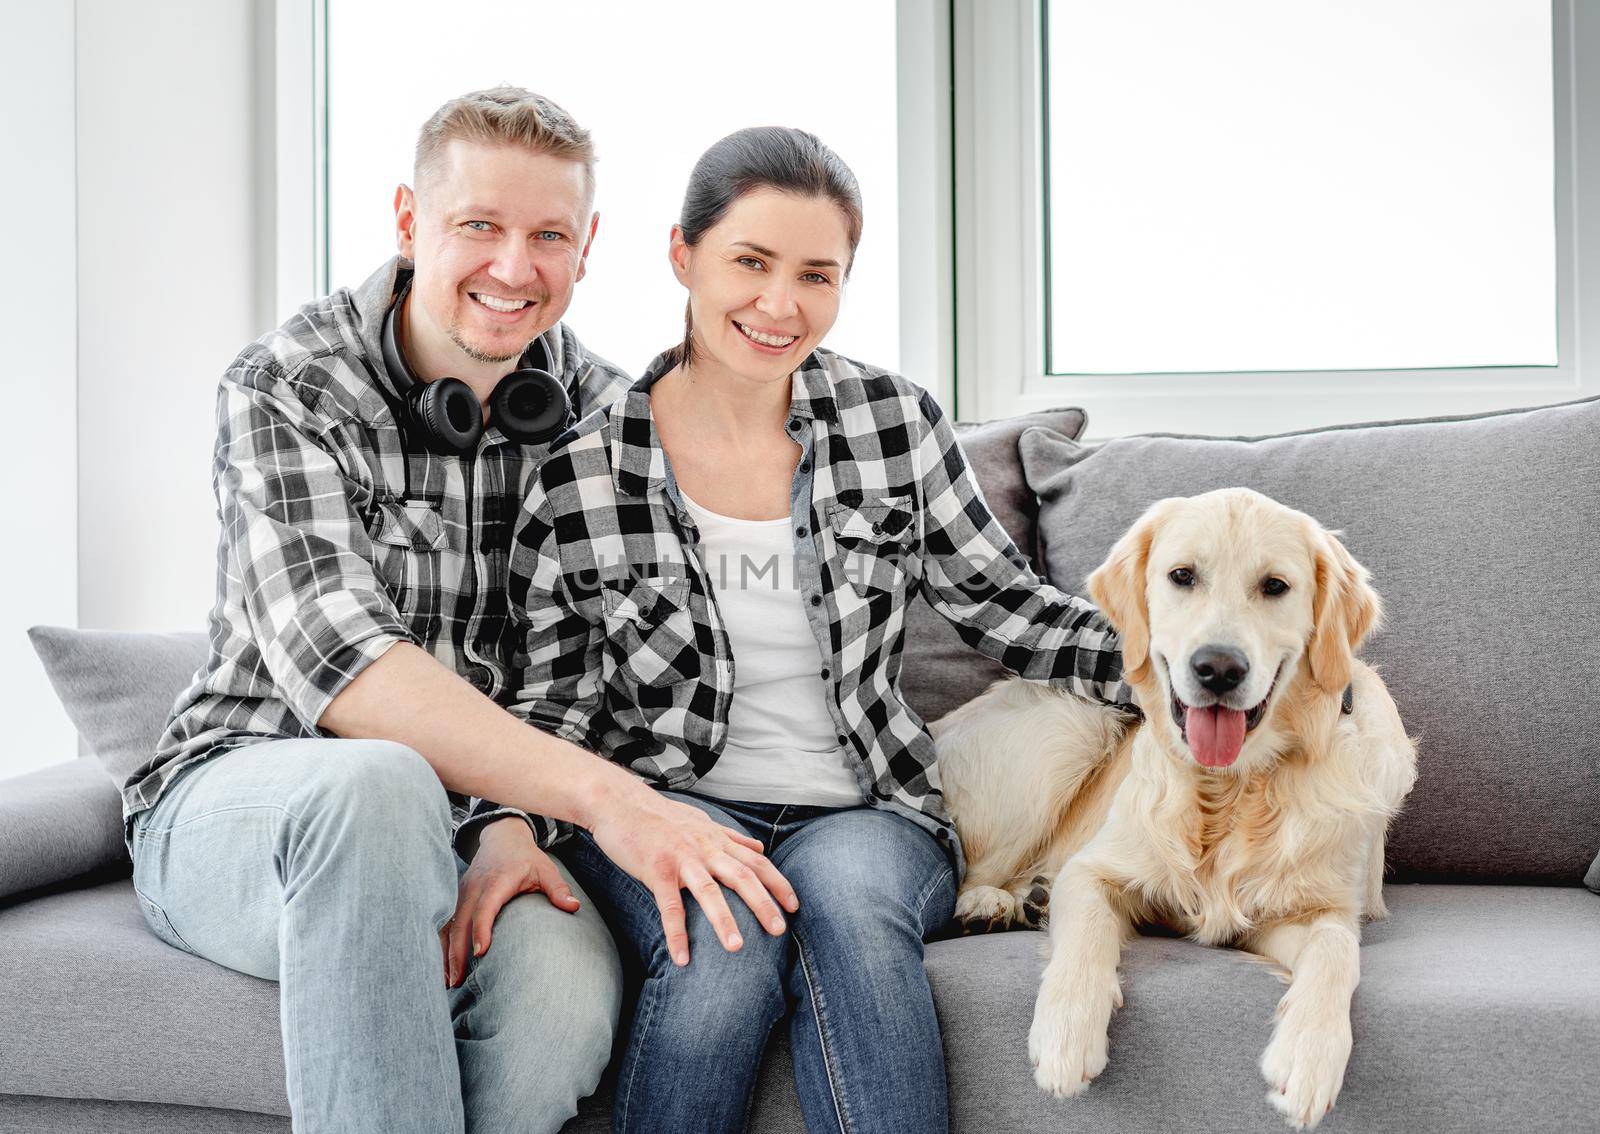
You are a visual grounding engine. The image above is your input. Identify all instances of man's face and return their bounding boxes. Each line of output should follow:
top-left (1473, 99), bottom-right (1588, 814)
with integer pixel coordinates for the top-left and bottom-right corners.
top-left (395, 139), bottom-right (596, 369)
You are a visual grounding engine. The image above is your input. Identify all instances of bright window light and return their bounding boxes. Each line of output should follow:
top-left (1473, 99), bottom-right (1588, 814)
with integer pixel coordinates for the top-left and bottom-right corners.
top-left (1043, 0), bottom-right (1557, 375)
top-left (328, 0), bottom-right (901, 377)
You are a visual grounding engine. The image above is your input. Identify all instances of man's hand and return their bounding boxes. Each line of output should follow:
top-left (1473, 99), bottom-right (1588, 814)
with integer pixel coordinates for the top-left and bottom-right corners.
top-left (442, 816), bottom-right (578, 988)
top-left (587, 785), bottom-right (800, 968)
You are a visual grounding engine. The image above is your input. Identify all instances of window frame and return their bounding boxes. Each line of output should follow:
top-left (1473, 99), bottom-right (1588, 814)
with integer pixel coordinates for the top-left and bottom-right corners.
top-left (954, 0), bottom-right (1597, 437)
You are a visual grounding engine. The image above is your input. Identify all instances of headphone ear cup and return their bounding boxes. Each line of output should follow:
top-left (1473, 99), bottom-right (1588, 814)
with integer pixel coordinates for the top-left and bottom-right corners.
top-left (409, 378), bottom-right (484, 457)
top-left (490, 369), bottom-right (572, 444)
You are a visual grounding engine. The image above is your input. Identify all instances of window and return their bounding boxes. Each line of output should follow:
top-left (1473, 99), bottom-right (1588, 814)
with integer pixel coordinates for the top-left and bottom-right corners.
top-left (325, 0), bottom-right (903, 377)
top-left (1042, 0), bottom-right (1556, 376)
top-left (956, 0), bottom-right (1594, 437)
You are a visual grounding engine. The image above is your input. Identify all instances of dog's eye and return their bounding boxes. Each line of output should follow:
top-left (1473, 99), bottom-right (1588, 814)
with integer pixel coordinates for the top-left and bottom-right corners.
top-left (1168, 567), bottom-right (1195, 588)
top-left (1263, 577), bottom-right (1290, 597)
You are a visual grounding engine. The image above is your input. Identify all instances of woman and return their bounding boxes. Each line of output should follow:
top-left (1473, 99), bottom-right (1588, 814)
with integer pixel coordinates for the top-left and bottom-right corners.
top-left (467, 127), bottom-right (1136, 1132)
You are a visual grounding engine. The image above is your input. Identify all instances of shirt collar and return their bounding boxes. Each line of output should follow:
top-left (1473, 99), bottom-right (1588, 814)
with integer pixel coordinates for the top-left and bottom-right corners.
top-left (610, 349), bottom-right (840, 498)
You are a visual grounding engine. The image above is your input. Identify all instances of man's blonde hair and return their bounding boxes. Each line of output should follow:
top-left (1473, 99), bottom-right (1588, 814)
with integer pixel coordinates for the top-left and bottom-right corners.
top-left (414, 86), bottom-right (595, 203)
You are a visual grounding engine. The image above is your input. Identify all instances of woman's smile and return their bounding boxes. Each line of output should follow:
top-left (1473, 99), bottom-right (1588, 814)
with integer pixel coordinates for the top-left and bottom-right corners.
top-left (732, 319), bottom-right (800, 353)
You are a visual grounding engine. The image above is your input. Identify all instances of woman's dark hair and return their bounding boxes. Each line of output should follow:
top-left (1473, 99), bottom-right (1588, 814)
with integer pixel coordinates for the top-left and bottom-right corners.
top-left (670, 126), bottom-right (864, 369)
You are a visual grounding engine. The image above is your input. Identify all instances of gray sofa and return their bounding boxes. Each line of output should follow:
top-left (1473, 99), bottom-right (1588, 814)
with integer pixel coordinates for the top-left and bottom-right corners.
top-left (3, 400), bottom-right (1597, 1133)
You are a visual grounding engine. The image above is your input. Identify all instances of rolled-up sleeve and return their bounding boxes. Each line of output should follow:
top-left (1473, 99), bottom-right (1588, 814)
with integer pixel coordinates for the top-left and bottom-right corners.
top-left (217, 365), bottom-right (413, 731)
top-left (913, 389), bottom-right (1136, 710)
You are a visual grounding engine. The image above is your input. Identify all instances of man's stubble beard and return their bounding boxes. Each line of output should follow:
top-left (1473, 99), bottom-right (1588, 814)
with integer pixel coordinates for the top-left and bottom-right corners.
top-left (448, 325), bottom-right (524, 365)
top-left (447, 293), bottom-right (553, 365)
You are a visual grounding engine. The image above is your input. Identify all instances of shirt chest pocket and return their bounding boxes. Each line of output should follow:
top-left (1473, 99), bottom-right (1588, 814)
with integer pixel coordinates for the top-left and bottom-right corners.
top-left (370, 501), bottom-right (449, 635)
top-left (827, 495), bottom-right (915, 599)
top-left (601, 575), bottom-right (702, 687)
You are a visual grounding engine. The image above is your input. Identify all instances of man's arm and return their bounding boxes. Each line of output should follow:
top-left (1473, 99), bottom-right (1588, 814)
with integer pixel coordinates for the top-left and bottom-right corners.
top-left (321, 641), bottom-right (795, 965)
top-left (223, 361), bottom-right (793, 964)
top-left (318, 639), bottom-right (633, 829)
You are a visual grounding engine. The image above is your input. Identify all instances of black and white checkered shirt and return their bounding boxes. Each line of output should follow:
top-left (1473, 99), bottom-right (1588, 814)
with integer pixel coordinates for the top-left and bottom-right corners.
top-left (129, 257), bottom-right (633, 824)
top-left (468, 349), bottom-right (1133, 872)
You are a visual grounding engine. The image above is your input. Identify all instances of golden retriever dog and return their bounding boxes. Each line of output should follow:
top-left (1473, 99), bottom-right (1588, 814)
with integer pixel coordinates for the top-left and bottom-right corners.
top-left (933, 488), bottom-right (1418, 1130)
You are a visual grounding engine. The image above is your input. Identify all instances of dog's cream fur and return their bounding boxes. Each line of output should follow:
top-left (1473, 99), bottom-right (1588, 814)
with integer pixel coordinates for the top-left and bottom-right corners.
top-left (933, 488), bottom-right (1418, 1130)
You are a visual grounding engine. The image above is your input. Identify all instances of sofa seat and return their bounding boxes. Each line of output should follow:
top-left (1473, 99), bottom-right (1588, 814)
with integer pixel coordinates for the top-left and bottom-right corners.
top-left (3, 880), bottom-right (1594, 1132)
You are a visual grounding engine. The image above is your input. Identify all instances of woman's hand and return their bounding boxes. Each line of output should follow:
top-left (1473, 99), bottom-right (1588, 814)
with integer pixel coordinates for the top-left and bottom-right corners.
top-left (587, 784), bottom-right (800, 968)
top-left (442, 816), bottom-right (579, 988)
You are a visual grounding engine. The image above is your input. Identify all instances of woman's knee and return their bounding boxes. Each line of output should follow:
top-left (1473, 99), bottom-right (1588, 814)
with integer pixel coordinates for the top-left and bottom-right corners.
top-left (783, 811), bottom-right (956, 940)
top-left (641, 899), bottom-right (790, 1036)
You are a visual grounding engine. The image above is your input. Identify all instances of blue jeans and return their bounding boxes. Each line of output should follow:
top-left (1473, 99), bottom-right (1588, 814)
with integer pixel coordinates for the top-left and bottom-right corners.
top-left (561, 792), bottom-right (958, 1134)
top-left (129, 738), bottom-right (623, 1134)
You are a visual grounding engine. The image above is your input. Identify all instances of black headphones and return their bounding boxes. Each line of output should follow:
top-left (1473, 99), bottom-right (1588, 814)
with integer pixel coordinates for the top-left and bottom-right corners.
top-left (380, 288), bottom-right (573, 456)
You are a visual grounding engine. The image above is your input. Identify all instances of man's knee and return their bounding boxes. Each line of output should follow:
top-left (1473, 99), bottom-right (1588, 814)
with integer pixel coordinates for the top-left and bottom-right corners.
top-left (286, 740), bottom-right (455, 900)
top-left (457, 892), bottom-right (624, 1125)
top-left (466, 889), bottom-right (624, 1032)
top-left (302, 739), bottom-right (446, 815)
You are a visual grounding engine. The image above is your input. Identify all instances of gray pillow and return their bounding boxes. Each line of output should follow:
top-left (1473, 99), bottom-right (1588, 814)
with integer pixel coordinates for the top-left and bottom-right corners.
top-left (899, 407), bottom-right (1087, 727)
top-left (28, 627), bottom-right (209, 789)
top-left (1019, 396), bottom-right (1600, 886)
top-left (0, 758), bottom-right (129, 900)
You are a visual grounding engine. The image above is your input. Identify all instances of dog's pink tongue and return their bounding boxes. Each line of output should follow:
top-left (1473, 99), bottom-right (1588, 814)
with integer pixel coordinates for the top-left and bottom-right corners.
top-left (1186, 705), bottom-right (1247, 767)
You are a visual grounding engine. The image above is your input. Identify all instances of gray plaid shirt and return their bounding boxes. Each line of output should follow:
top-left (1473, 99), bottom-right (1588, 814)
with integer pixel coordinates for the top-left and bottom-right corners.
top-left (468, 349), bottom-right (1134, 873)
top-left (130, 257), bottom-right (632, 824)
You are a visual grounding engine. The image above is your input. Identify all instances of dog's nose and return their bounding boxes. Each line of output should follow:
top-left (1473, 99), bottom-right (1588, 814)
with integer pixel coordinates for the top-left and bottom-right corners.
top-left (1191, 646), bottom-right (1249, 695)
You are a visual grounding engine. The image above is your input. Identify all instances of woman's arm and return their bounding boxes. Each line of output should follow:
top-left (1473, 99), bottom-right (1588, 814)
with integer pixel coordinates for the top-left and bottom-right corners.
top-left (912, 389), bottom-right (1136, 710)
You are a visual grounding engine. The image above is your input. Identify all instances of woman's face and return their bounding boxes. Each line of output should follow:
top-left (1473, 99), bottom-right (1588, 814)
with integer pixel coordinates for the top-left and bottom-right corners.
top-left (670, 187), bottom-right (853, 386)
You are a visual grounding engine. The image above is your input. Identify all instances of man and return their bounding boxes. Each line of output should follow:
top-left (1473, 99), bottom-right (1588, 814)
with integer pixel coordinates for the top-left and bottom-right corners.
top-left (125, 87), bottom-right (796, 1134)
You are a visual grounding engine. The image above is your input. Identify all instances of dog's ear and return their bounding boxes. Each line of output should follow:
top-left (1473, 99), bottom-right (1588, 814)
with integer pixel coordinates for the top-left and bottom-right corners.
top-left (1087, 503), bottom-right (1165, 687)
top-left (1308, 526), bottom-right (1382, 696)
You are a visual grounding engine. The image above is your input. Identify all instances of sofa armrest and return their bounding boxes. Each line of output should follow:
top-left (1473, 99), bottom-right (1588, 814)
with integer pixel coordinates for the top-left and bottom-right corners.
top-left (0, 758), bottom-right (129, 901)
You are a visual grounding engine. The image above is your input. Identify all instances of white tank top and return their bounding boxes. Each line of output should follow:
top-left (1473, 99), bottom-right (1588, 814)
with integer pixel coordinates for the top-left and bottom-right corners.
top-left (679, 489), bottom-right (863, 808)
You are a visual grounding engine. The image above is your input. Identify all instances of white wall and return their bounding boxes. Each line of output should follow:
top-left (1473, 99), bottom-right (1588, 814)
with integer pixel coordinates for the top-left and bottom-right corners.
top-left (76, 0), bottom-right (261, 634)
top-left (1, 1), bottom-right (262, 779)
top-left (1, 3), bottom-right (80, 776)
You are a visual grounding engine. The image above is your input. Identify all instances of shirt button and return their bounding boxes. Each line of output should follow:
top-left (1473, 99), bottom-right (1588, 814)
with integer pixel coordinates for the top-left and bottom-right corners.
top-left (796, 525), bottom-right (808, 538)
top-left (788, 417), bottom-right (802, 431)
top-left (799, 461), bottom-right (811, 473)
top-left (837, 734), bottom-right (848, 746)
top-left (810, 594), bottom-right (822, 607)
top-left (820, 667), bottom-right (830, 680)
top-left (871, 521), bottom-right (884, 534)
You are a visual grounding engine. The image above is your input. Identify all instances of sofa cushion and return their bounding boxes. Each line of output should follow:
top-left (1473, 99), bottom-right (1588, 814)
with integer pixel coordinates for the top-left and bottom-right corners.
top-left (28, 627), bottom-right (209, 789)
top-left (0, 1095), bottom-right (287, 1133)
top-left (5, 881), bottom-right (1593, 1132)
top-left (0, 759), bottom-right (128, 900)
top-left (1019, 397), bottom-right (1600, 885)
top-left (898, 408), bottom-right (1087, 726)
top-left (0, 879), bottom-right (286, 1116)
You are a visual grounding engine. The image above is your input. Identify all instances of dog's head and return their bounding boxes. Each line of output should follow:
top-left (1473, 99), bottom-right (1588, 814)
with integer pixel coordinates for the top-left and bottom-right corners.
top-left (1087, 488), bottom-right (1380, 772)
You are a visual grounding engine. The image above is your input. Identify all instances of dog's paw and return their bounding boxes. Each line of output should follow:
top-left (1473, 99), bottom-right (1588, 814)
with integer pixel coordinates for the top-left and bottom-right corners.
top-left (1259, 1003), bottom-right (1352, 1129)
top-left (955, 885), bottom-right (1020, 931)
top-left (1027, 978), bottom-right (1115, 1098)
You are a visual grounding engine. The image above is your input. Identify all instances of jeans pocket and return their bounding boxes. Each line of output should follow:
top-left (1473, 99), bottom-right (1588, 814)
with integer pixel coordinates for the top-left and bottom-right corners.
top-left (131, 883), bottom-right (197, 955)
